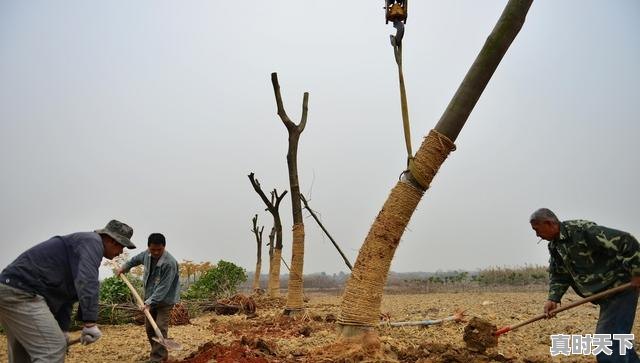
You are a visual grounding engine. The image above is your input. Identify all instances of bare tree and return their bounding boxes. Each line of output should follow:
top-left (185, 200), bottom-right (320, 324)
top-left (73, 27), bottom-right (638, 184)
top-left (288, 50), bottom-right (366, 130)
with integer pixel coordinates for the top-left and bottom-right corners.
top-left (248, 172), bottom-right (287, 297)
top-left (337, 0), bottom-right (534, 338)
top-left (270, 72), bottom-right (309, 315)
top-left (251, 214), bottom-right (265, 292)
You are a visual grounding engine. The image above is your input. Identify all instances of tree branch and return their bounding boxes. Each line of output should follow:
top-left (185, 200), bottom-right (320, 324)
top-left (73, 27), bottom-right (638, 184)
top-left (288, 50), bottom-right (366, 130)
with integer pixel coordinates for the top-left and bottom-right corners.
top-left (271, 189), bottom-right (288, 210)
top-left (301, 193), bottom-right (353, 271)
top-left (248, 172), bottom-right (278, 214)
top-left (299, 92), bottom-right (309, 132)
top-left (271, 72), bottom-right (309, 133)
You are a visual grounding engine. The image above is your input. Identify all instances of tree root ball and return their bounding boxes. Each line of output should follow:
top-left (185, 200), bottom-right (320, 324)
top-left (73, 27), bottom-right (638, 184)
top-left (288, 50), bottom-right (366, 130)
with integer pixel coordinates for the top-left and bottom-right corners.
top-left (463, 317), bottom-right (498, 352)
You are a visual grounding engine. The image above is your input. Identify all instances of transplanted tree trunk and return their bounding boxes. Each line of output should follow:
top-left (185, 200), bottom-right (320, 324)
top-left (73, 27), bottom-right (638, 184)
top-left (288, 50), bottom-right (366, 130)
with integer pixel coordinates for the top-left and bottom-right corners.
top-left (270, 72), bottom-right (308, 315)
top-left (337, 0), bottom-right (534, 338)
top-left (267, 226), bottom-right (276, 268)
top-left (251, 214), bottom-right (265, 292)
top-left (248, 172), bottom-right (287, 297)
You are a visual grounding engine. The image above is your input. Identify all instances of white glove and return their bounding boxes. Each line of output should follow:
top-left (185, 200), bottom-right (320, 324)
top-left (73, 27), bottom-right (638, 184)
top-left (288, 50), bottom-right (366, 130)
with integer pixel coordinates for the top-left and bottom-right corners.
top-left (80, 325), bottom-right (102, 345)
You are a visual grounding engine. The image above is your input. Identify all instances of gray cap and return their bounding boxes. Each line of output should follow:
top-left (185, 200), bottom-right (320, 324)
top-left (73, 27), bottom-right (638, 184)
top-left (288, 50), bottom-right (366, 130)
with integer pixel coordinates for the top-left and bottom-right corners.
top-left (95, 220), bottom-right (136, 249)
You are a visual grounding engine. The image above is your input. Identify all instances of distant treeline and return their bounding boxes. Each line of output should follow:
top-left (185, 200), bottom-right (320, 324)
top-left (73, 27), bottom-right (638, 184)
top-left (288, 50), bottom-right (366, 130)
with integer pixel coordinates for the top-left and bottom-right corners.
top-left (243, 265), bottom-right (549, 293)
top-left (387, 265), bottom-right (549, 293)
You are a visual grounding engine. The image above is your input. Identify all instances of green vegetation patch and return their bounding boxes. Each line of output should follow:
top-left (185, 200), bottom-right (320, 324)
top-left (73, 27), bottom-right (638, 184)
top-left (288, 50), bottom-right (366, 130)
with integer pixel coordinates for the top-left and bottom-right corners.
top-left (182, 260), bottom-right (247, 300)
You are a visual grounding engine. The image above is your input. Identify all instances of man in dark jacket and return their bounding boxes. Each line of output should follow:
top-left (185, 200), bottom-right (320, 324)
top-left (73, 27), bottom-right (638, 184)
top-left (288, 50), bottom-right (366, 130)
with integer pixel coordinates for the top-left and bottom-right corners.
top-left (118, 233), bottom-right (179, 363)
top-left (530, 208), bottom-right (640, 363)
top-left (0, 219), bottom-right (136, 363)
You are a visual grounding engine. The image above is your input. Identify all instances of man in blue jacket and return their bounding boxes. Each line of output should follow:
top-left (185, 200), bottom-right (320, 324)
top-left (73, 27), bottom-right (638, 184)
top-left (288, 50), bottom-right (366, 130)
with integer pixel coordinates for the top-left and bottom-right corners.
top-left (0, 219), bottom-right (136, 363)
top-left (118, 233), bottom-right (179, 363)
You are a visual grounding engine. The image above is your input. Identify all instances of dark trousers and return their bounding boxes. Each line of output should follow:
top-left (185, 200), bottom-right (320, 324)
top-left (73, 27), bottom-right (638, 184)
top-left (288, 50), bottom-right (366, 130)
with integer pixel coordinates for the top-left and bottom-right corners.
top-left (596, 288), bottom-right (640, 363)
top-left (145, 304), bottom-right (173, 363)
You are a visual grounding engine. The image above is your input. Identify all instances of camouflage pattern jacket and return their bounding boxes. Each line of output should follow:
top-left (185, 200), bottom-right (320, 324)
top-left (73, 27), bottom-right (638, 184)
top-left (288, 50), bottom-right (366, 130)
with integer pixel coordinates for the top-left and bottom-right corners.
top-left (548, 220), bottom-right (640, 302)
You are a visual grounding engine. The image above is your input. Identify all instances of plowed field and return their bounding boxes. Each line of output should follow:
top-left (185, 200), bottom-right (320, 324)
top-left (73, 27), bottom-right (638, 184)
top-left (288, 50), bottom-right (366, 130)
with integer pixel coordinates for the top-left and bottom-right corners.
top-left (2, 291), bottom-right (639, 362)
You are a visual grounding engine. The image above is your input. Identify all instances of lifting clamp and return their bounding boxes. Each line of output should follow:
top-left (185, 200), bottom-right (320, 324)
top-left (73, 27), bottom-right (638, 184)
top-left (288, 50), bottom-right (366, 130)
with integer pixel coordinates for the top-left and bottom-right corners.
top-left (385, 0), bottom-right (408, 25)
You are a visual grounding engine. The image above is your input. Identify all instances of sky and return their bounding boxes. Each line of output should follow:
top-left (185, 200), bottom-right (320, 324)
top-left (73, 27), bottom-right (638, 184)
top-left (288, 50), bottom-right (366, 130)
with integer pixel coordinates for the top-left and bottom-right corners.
top-left (1, 1), bottom-right (639, 278)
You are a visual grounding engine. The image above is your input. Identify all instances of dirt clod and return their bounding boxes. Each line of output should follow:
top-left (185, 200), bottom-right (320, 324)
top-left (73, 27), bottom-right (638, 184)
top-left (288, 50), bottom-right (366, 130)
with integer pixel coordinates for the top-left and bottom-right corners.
top-left (298, 325), bottom-right (313, 337)
top-left (173, 341), bottom-right (270, 363)
top-left (462, 317), bottom-right (498, 352)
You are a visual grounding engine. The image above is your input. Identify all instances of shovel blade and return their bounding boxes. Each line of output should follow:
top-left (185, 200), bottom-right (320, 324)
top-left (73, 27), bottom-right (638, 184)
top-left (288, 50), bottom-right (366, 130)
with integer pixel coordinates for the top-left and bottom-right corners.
top-left (152, 336), bottom-right (182, 351)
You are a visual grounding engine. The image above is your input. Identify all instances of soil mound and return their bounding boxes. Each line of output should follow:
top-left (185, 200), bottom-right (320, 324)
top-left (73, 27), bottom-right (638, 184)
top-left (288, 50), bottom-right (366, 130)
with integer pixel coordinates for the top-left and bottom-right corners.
top-left (462, 317), bottom-right (498, 352)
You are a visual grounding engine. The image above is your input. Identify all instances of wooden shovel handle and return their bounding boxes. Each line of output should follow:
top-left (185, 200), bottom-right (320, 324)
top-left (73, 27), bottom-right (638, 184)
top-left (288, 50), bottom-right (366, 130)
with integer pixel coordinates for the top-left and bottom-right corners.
top-left (496, 282), bottom-right (634, 336)
top-left (119, 274), bottom-right (165, 340)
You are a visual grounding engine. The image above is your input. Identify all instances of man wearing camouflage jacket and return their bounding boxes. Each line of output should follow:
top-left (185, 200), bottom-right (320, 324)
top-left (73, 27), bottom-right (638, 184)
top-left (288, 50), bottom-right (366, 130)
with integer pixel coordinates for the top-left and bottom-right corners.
top-left (530, 208), bottom-right (640, 363)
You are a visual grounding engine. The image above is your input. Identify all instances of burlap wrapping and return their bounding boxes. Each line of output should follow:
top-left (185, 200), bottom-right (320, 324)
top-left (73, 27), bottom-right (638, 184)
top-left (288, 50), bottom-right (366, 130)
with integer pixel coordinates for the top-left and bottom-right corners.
top-left (409, 129), bottom-right (456, 190)
top-left (338, 129), bottom-right (456, 327)
top-left (285, 223), bottom-right (305, 310)
top-left (268, 248), bottom-right (283, 297)
top-left (252, 261), bottom-right (262, 291)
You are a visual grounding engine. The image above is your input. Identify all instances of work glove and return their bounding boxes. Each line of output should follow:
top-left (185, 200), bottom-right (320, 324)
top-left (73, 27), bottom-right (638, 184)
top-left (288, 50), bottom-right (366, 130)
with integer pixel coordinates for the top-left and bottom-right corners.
top-left (80, 325), bottom-right (102, 345)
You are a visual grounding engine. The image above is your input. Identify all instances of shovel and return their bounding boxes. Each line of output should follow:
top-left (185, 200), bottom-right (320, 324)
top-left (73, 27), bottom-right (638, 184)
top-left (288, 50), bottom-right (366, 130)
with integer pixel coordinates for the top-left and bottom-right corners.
top-left (494, 282), bottom-right (634, 337)
top-left (119, 274), bottom-right (182, 350)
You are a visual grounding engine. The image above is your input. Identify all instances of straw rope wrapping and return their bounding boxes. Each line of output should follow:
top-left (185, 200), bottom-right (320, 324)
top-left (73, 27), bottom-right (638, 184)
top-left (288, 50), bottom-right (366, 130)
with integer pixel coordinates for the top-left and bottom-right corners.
top-left (409, 129), bottom-right (456, 190)
top-left (268, 248), bottom-right (283, 297)
top-left (252, 260), bottom-right (262, 291)
top-left (338, 129), bottom-right (455, 327)
top-left (285, 223), bottom-right (305, 310)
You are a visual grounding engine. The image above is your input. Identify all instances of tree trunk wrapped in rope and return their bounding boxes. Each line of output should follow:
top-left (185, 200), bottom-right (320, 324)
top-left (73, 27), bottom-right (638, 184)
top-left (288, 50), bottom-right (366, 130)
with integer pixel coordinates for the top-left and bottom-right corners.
top-left (285, 223), bottom-right (305, 310)
top-left (270, 72), bottom-right (309, 315)
top-left (268, 248), bottom-right (283, 297)
top-left (339, 130), bottom-right (455, 328)
top-left (253, 261), bottom-right (262, 292)
top-left (337, 0), bottom-right (533, 337)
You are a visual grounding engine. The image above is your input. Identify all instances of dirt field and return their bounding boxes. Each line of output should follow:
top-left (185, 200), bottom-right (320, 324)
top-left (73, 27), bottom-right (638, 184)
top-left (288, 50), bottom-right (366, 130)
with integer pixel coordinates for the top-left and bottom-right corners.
top-left (1, 291), bottom-right (639, 362)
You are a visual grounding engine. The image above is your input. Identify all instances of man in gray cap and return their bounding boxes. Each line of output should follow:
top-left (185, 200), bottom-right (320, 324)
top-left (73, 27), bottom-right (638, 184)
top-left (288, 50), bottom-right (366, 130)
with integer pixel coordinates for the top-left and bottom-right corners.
top-left (0, 219), bottom-right (136, 363)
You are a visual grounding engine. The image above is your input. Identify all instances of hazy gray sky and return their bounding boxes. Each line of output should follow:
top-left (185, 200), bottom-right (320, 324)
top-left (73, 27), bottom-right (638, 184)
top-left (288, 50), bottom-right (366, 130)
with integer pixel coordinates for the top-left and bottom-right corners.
top-left (1, 1), bottom-right (639, 278)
